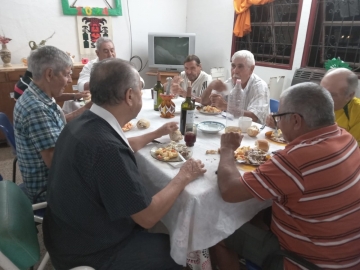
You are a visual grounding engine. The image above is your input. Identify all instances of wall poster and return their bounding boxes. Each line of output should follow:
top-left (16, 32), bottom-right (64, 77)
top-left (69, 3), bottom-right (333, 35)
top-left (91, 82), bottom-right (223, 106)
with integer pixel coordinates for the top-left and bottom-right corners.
top-left (77, 16), bottom-right (113, 59)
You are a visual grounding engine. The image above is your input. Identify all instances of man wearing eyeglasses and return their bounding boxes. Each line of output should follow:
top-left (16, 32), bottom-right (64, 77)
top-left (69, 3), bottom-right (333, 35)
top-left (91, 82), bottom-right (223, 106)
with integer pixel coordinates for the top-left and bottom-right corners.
top-left (266, 68), bottom-right (360, 145)
top-left (211, 82), bottom-right (360, 269)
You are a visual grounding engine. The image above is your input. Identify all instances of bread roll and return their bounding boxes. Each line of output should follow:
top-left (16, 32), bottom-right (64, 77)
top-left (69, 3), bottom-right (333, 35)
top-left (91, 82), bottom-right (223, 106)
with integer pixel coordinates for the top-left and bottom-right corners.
top-left (136, 119), bottom-right (150, 129)
top-left (255, 139), bottom-right (269, 152)
top-left (169, 130), bottom-right (183, 142)
top-left (247, 125), bottom-right (259, 137)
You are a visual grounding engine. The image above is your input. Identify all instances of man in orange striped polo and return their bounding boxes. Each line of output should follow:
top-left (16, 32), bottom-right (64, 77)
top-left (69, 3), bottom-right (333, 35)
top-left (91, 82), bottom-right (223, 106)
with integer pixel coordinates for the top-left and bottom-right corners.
top-left (213, 82), bottom-right (360, 269)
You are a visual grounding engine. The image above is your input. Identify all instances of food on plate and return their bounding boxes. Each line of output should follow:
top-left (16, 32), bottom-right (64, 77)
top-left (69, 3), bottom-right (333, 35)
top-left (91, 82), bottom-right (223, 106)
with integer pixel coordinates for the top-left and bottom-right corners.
top-left (206, 149), bottom-right (219, 155)
top-left (255, 139), bottom-right (270, 152)
top-left (247, 125), bottom-right (260, 137)
top-left (122, 122), bottom-right (133, 132)
top-left (265, 130), bottom-right (286, 143)
top-left (154, 147), bottom-right (179, 161)
top-left (154, 141), bottom-right (190, 161)
top-left (225, 126), bottom-right (242, 133)
top-left (169, 129), bottom-right (183, 142)
top-left (136, 119), bottom-right (150, 129)
top-left (201, 105), bottom-right (221, 113)
top-left (234, 141), bottom-right (271, 165)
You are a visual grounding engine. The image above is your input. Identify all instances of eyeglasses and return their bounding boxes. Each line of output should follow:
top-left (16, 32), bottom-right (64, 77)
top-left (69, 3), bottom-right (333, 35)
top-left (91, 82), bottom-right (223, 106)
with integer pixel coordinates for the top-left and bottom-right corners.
top-left (271, 112), bottom-right (303, 122)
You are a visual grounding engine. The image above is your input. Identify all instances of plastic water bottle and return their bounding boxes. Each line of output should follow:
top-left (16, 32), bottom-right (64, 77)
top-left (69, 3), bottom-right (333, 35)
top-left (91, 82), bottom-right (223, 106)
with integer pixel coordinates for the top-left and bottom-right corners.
top-left (225, 79), bottom-right (244, 133)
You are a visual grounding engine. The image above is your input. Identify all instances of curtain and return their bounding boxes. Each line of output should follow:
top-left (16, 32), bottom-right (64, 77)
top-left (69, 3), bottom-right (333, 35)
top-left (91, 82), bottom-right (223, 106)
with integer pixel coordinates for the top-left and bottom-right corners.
top-left (233, 0), bottom-right (274, 37)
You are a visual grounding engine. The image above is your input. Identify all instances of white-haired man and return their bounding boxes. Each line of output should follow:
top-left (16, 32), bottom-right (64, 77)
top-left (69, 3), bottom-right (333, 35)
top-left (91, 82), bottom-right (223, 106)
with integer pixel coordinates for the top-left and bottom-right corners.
top-left (78, 37), bottom-right (144, 92)
top-left (201, 50), bottom-right (269, 124)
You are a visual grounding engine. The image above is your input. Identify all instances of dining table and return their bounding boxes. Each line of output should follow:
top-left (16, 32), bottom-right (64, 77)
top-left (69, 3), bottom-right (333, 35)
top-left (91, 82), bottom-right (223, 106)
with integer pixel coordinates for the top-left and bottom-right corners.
top-left (124, 89), bottom-right (285, 269)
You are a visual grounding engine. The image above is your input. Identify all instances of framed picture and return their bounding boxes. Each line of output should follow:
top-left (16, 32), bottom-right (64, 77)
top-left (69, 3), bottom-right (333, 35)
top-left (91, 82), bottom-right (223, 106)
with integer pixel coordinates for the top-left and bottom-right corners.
top-left (62, 0), bottom-right (122, 16)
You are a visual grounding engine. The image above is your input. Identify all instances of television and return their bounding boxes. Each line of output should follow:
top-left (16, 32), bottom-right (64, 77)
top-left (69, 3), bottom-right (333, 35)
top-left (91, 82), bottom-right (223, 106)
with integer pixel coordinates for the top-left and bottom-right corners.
top-left (148, 32), bottom-right (196, 72)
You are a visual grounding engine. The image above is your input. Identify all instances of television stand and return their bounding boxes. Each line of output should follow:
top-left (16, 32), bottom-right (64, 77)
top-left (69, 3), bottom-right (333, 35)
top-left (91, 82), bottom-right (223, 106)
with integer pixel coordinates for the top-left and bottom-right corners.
top-left (146, 70), bottom-right (180, 84)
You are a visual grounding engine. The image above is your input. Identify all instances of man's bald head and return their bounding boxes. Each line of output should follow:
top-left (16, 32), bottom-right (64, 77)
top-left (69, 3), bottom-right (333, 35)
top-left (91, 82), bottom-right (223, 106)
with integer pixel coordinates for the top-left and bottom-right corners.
top-left (320, 68), bottom-right (358, 110)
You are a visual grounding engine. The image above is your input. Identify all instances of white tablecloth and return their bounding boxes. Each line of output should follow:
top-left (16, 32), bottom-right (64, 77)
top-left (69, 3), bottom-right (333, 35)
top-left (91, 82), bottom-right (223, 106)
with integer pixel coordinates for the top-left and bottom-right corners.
top-left (126, 90), bottom-right (284, 267)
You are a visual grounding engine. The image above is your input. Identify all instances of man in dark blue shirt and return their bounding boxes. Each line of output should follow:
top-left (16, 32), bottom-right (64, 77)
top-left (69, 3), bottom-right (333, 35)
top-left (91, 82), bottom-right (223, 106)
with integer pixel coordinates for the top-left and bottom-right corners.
top-left (43, 58), bottom-right (206, 269)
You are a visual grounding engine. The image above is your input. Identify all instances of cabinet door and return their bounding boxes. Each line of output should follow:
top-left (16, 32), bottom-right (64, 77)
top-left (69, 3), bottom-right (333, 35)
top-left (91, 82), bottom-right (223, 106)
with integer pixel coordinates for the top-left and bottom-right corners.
top-left (0, 82), bottom-right (16, 141)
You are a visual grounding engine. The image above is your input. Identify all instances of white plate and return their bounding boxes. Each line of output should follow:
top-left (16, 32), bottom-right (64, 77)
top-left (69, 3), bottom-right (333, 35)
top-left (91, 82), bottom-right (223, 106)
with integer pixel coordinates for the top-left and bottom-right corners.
top-left (150, 144), bottom-right (192, 162)
top-left (198, 109), bottom-right (222, 115)
top-left (197, 121), bottom-right (225, 134)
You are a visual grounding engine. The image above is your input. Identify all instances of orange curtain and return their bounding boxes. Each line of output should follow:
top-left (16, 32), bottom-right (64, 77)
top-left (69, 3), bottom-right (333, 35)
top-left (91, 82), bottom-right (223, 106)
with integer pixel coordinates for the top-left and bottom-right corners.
top-left (233, 0), bottom-right (274, 37)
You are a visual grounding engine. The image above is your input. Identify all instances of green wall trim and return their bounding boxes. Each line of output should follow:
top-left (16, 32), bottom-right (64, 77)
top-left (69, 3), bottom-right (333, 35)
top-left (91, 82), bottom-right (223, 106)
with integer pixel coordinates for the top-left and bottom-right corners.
top-left (61, 0), bottom-right (122, 16)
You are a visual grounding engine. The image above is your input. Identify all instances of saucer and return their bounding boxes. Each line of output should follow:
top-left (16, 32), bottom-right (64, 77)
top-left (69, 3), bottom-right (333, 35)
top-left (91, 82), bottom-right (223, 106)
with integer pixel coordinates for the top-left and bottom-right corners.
top-left (197, 121), bottom-right (225, 134)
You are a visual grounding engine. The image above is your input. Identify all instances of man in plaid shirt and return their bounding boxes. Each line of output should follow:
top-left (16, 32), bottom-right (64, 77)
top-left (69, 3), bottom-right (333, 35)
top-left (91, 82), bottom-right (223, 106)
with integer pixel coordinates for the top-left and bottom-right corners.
top-left (14, 46), bottom-right (91, 202)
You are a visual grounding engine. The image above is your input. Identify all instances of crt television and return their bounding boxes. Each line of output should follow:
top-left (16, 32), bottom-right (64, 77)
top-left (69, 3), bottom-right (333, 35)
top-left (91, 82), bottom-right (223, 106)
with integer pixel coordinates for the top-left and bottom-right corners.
top-left (148, 32), bottom-right (196, 72)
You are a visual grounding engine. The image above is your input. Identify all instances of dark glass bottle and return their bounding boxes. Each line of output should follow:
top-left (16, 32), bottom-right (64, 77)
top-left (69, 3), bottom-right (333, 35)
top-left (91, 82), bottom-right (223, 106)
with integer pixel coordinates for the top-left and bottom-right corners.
top-left (180, 82), bottom-right (195, 135)
top-left (153, 73), bottom-right (164, 111)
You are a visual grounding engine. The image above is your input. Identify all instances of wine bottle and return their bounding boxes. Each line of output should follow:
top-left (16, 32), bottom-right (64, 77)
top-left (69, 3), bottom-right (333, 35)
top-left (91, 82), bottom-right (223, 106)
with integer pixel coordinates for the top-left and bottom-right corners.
top-left (153, 73), bottom-right (164, 111)
top-left (180, 82), bottom-right (195, 135)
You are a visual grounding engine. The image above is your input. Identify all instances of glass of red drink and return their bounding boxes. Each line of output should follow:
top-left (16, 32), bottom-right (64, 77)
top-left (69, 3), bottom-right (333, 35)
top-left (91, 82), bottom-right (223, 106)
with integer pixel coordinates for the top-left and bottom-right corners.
top-left (184, 124), bottom-right (197, 147)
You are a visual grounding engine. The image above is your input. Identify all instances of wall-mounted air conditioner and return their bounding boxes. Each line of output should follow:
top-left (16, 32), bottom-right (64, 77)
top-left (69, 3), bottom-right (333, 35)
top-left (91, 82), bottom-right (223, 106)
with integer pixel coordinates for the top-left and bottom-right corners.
top-left (291, 68), bottom-right (326, 86)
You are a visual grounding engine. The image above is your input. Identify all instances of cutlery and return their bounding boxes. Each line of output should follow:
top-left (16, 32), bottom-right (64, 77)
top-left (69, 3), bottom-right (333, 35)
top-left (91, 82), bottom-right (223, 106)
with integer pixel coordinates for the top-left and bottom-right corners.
top-left (177, 151), bottom-right (187, 162)
top-left (260, 124), bottom-right (266, 131)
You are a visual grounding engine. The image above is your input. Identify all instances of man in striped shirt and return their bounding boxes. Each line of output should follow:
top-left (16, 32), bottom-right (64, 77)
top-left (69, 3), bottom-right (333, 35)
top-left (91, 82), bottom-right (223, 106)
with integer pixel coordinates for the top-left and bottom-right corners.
top-left (213, 82), bottom-right (360, 269)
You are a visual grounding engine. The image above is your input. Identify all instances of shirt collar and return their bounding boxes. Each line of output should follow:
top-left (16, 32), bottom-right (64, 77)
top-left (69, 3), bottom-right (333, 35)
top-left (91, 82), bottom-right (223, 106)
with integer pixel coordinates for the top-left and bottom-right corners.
top-left (286, 124), bottom-right (339, 147)
top-left (28, 81), bottom-right (57, 107)
top-left (90, 104), bottom-right (133, 152)
top-left (243, 73), bottom-right (254, 93)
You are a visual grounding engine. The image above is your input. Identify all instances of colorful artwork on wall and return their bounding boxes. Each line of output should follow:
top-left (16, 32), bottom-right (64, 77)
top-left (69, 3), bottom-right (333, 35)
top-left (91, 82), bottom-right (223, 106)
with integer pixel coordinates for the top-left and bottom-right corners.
top-left (77, 16), bottom-right (113, 59)
top-left (62, 0), bottom-right (122, 16)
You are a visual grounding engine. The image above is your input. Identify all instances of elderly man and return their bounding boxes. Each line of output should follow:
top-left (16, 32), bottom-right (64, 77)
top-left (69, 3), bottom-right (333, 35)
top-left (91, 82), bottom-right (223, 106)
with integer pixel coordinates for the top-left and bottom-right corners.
top-left (266, 68), bottom-right (360, 145)
top-left (13, 46), bottom-right (92, 203)
top-left (202, 50), bottom-right (269, 124)
top-left (170, 55), bottom-right (212, 103)
top-left (211, 82), bottom-right (360, 269)
top-left (78, 37), bottom-right (144, 91)
top-left (320, 68), bottom-right (360, 145)
top-left (43, 58), bottom-right (206, 270)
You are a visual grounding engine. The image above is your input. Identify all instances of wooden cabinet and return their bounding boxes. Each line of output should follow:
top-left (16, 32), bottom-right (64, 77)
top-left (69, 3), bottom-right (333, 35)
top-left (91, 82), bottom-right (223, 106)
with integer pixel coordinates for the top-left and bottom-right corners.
top-left (146, 70), bottom-right (180, 84)
top-left (0, 63), bottom-right (84, 141)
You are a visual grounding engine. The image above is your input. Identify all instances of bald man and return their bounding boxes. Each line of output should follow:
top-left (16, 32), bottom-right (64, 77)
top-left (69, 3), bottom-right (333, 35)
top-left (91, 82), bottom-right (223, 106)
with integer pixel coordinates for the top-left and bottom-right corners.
top-left (266, 68), bottom-right (360, 145)
top-left (320, 68), bottom-right (360, 145)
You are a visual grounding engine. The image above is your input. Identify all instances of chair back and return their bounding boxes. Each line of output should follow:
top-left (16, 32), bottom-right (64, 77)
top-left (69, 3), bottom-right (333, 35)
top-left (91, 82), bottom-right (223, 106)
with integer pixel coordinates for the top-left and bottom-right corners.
top-left (0, 113), bottom-right (16, 151)
top-left (270, 99), bottom-right (279, 113)
top-left (0, 180), bottom-right (40, 269)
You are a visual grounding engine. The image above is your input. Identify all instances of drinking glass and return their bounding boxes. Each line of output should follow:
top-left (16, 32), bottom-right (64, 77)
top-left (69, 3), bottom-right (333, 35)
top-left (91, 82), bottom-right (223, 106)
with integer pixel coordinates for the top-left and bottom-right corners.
top-left (184, 124), bottom-right (197, 147)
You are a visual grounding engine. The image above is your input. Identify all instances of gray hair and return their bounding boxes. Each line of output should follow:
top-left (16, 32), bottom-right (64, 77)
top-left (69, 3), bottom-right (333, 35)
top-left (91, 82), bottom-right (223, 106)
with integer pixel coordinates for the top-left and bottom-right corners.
top-left (346, 72), bottom-right (359, 95)
top-left (231, 50), bottom-right (255, 67)
top-left (28, 46), bottom-right (72, 80)
top-left (90, 58), bottom-right (140, 106)
top-left (280, 82), bottom-right (335, 128)
top-left (95, 37), bottom-right (114, 50)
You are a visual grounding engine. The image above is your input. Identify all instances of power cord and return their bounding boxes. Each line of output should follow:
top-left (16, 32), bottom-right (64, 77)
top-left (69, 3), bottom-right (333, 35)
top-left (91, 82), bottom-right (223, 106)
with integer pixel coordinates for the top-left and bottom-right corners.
top-left (126, 0), bottom-right (147, 72)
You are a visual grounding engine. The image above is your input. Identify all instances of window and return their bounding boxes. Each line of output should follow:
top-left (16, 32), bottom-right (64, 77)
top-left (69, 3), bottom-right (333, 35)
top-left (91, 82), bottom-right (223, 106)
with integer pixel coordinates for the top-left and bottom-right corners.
top-left (231, 0), bottom-right (303, 69)
top-left (302, 0), bottom-right (360, 71)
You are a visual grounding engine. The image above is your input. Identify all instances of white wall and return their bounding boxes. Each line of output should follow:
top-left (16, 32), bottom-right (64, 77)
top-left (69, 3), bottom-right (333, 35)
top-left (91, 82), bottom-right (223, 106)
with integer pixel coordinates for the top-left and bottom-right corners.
top-left (186, 0), bottom-right (234, 79)
top-left (0, 0), bottom-right (187, 87)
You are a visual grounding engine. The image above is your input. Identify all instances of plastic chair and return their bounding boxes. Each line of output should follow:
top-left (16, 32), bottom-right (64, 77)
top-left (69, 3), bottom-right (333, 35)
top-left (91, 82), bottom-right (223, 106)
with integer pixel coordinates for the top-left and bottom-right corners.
top-left (0, 180), bottom-right (94, 270)
top-left (0, 112), bottom-right (17, 183)
top-left (270, 99), bottom-right (279, 113)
